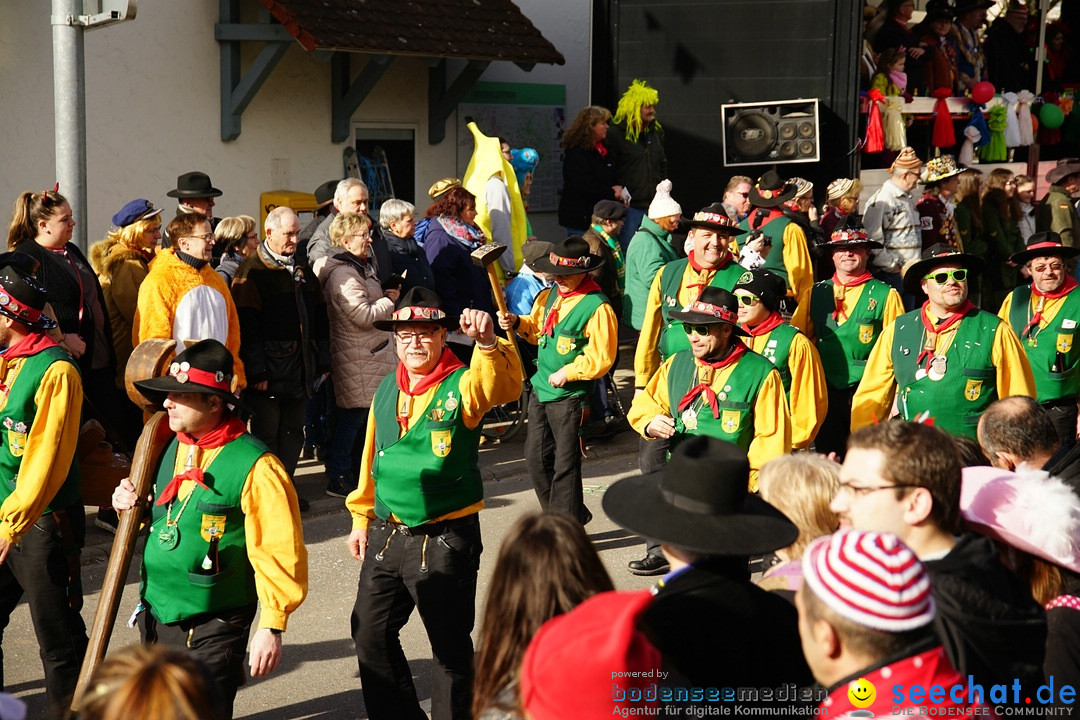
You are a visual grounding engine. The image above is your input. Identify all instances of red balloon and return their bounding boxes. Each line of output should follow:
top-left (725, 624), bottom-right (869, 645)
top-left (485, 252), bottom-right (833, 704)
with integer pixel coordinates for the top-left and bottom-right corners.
top-left (972, 81), bottom-right (996, 105)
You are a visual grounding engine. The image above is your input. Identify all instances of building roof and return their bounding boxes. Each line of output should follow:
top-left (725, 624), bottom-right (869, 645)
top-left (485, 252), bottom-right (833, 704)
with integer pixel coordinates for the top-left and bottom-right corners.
top-left (257, 0), bottom-right (565, 65)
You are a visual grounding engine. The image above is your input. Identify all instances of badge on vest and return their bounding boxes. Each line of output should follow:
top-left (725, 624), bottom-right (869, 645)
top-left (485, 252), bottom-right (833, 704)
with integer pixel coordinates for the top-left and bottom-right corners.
top-left (1058, 334), bottom-right (1073, 353)
top-left (3, 418), bottom-right (27, 457)
top-left (721, 410), bottom-right (740, 434)
top-left (556, 336), bottom-right (577, 355)
top-left (867, 297), bottom-right (878, 313)
top-left (681, 407), bottom-right (699, 431)
top-left (964, 379), bottom-right (983, 401)
top-left (431, 429), bottom-right (452, 457)
top-left (201, 514), bottom-right (226, 542)
top-left (859, 325), bottom-right (874, 344)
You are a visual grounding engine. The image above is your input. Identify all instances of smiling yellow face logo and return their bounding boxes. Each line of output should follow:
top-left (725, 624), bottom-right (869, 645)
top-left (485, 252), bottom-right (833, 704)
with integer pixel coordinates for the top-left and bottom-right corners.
top-left (848, 677), bottom-right (876, 708)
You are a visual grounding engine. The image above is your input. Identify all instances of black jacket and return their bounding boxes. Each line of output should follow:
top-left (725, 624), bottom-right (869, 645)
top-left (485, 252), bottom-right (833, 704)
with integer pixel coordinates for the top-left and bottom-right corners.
top-left (384, 232), bottom-right (435, 294)
top-left (557, 145), bottom-right (617, 229)
top-left (605, 122), bottom-right (668, 211)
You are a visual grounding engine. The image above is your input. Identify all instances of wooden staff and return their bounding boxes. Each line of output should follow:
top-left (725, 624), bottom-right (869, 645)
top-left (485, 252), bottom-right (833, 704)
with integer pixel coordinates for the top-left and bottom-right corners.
top-left (71, 339), bottom-right (177, 710)
top-left (470, 243), bottom-right (522, 362)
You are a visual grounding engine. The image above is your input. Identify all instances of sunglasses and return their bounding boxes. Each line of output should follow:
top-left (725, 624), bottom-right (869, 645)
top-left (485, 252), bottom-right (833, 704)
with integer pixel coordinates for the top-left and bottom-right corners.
top-left (924, 268), bottom-right (968, 283)
top-left (735, 294), bottom-right (760, 306)
top-left (682, 324), bottom-right (714, 336)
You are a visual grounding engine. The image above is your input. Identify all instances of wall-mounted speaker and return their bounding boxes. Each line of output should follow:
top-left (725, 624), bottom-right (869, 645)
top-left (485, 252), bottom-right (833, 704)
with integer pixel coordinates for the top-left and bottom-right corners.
top-left (721, 99), bottom-right (820, 167)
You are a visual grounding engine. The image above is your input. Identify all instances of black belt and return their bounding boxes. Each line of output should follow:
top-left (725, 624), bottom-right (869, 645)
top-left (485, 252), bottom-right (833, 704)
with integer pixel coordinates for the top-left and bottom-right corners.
top-left (380, 513), bottom-right (478, 537)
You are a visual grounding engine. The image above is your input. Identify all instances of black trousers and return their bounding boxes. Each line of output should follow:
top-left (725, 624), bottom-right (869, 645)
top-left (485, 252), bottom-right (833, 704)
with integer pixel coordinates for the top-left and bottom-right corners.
top-left (814, 385), bottom-right (858, 459)
top-left (139, 603), bottom-right (256, 719)
top-left (525, 391), bottom-right (589, 523)
top-left (638, 436), bottom-right (670, 557)
top-left (1044, 399), bottom-right (1079, 451)
top-left (245, 392), bottom-right (307, 478)
top-left (352, 516), bottom-right (481, 720)
top-left (0, 508), bottom-right (88, 720)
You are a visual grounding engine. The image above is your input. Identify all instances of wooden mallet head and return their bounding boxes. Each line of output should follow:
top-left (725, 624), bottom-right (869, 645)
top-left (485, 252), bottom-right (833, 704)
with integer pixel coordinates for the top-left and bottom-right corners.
top-left (470, 243), bottom-right (507, 269)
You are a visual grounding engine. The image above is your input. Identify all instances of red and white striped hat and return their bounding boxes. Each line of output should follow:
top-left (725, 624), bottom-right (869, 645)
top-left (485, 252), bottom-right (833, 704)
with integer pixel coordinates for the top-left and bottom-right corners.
top-left (802, 530), bottom-right (935, 632)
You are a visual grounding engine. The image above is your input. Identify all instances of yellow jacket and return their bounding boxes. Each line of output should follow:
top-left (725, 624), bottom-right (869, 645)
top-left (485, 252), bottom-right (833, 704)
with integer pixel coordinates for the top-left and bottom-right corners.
top-left (516, 288), bottom-right (619, 383)
top-left (745, 328), bottom-right (827, 450)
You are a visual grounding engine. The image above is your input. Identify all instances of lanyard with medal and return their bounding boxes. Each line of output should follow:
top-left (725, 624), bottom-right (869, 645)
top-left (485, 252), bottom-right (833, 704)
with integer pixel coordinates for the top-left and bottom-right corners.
top-left (156, 445), bottom-right (198, 551)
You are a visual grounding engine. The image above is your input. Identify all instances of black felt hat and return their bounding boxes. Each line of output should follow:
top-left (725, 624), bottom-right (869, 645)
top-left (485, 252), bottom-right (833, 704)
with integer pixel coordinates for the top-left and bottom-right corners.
top-left (668, 286), bottom-right (749, 337)
top-left (902, 243), bottom-right (985, 294)
top-left (1009, 231), bottom-right (1080, 265)
top-left (0, 252), bottom-right (57, 331)
top-left (372, 286), bottom-right (461, 332)
top-left (166, 171), bottom-right (223, 199)
top-left (592, 199), bottom-right (628, 221)
top-left (134, 339), bottom-right (241, 407)
top-left (822, 215), bottom-right (883, 250)
top-left (733, 268), bottom-right (786, 313)
top-left (530, 236), bottom-right (605, 276)
top-left (603, 436), bottom-right (798, 556)
top-left (314, 179), bottom-right (339, 208)
top-left (681, 202), bottom-right (747, 235)
top-left (748, 171), bottom-right (797, 208)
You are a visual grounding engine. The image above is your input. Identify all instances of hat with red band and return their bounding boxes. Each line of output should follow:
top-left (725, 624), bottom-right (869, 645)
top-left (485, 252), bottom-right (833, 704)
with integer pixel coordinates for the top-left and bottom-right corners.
top-left (372, 286), bottom-right (460, 331)
top-left (0, 252), bottom-right (58, 331)
top-left (530, 236), bottom-right (605, 276)
top-left (668, 286), bottom-right (749, 336)
top-left (802, 530), bottom-right (935, 632)
top-left (681, 202), bottom-right (747, 235)
top-left (133, 339), bottom-right (240, 408)
top-left (748, 170), bottom-right (797, 208)
top-left (1009, 230), bottom-right (1080, 265)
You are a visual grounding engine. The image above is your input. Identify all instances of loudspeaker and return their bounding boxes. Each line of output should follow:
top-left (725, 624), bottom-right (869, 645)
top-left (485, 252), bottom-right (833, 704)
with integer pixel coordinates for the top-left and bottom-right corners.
top-left (721, 99), bottom-right (820, 167)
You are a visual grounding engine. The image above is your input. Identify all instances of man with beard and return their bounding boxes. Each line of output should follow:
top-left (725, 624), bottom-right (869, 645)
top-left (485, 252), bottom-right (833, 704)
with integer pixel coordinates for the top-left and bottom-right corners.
top-left (851, 245), bottom-right (1034, 439)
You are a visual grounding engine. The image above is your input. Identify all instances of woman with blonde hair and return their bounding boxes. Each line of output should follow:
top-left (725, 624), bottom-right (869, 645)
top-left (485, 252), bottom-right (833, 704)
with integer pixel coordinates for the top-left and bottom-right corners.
top-left (982, 168), bottom-right (1024, 310)
top-left (756, 453), bottom-right (840, 601)
top-left (557, 105), bottom-right (622, 235)
top-left (213, 215), bottom-right (258, 284)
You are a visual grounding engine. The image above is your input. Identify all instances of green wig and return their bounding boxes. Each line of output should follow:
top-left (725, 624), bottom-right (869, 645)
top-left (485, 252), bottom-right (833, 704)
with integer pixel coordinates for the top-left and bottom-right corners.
top-left (613, 79), bottom-right (661, 143)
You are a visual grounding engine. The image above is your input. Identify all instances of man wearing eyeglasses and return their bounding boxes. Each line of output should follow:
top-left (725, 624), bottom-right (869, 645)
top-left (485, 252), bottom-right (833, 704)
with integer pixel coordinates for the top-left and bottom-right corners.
top-left (862, 146), bottom-right (924, 308)
top-left (346, 286), bottom-right (522, 720)
top-left (998, 231), bottom-right (1080, 447)
top-left (851, 244), bottom-right (1034, 439)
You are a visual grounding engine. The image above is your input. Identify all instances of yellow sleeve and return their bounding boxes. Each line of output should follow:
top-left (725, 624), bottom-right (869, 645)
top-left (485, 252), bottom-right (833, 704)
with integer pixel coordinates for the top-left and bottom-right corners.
top-left (997, 293), bottom-right (1013, 324)
top-left (747, 369), bottom-right (792, 491)
top-left (460, 338), bottom-right (525, 429)
top-left (992, 321), bottom-right (1037, 399)
top-left (882, 289), bottom-right (904, 327)
top-left (783, 224), bottom-right (814, 310)
top-left (790, 291), bottom-right (813, 337)
top-left (628, 357), bottom-right (674, 437)
top-left (563, 303), bottom-right (618, 383)
top-left (634, 270), bottom-right (666, 387)
top-left (347, 406), bottom-right (379, 531)
top-left (0, 361), bottom-right (83, 543)
top-left (851, 321), bottom-right (898, 430)
top-left (514, 288), bottom-right (551, 347)
top-left (241, 454), bottom-right (309, 630)
top-left (787, 334), bottom-right (828, 450)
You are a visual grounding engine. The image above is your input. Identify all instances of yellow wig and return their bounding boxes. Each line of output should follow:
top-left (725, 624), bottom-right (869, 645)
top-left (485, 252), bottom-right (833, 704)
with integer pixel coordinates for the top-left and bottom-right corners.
top-left (613, 79), bottom-right (661, 143)
top-left (462, 121), bottom-right (528, 277)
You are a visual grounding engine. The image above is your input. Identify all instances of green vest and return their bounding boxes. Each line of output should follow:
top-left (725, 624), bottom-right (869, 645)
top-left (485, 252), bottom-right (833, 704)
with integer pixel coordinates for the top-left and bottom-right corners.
top-left (740, 214), bottom-right (793, 288)
top-left (1007, 285), bottom-right (1080, 402)
top-left (754, 323), bottom-right (799, 396)
top-left (534, 289), bottom-right (608, 402)
top-left (0, 346), bottom-right (80, 513)
top-left (141, 434), bottom-right (265, 624)
top-left (371, 368), bottom-right (483, 526)
top-left (666, 349), bottom-right (777, 451)
top-left (810, 279), bottom-right (893, 389)
top-left (891, 309), bottom-right (1001, 439)
top-left (657, 258), bottom-right (745, 360)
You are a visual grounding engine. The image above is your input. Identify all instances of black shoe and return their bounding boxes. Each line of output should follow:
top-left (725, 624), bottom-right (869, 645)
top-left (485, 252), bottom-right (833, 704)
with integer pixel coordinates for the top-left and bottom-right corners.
top-left (95, 508), bottom-right (119, 535)
top-left (325, 475), bottom-right (354, 499)
top-left (296, 496), bottom-right (311, 512)
top-left (627, 554), bottom-right (670, 576)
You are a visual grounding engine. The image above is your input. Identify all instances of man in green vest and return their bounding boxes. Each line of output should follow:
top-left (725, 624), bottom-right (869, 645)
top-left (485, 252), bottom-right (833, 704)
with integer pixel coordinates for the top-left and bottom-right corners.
top-left (500, 237), bottom-right (618, 525)
top-left (347, 287), bottom-right (522, 720)
top-left (0, 253), bottom-right (87, 719)
top-left (114, 339), bottom-right (308, 718)
top-left (1034, 159), bottom-right (1080, 248)
top-left (625, 285), bottom-right (791, 575)
top-left (852, 244), bottom-right (1036, 439)
top-left (998, 231), bottom-right (1080, 447)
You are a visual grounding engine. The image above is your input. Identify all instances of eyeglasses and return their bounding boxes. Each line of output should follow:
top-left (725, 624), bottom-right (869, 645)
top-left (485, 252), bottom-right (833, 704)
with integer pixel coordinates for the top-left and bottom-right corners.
top-left (182, 233), bottom-right (215, 242)
top-left (349, 232), bottom-right (372, 241)
top-left (394, 330), bottom-right (438, 343)
top-left (924, 268), bottom-right (968, 284)
top-left (837, 482), bottom-right (922, 498)
top-left (1032, 263), bottom-right (1064, 273)
top-left (682, 324), bottom-right (714, 337)
top-left (735, 294), bottom-right (760, 306)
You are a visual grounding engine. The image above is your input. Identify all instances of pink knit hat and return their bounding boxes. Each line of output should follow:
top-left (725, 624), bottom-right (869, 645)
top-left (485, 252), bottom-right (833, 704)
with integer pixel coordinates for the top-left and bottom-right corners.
top-left (802, 530), bottom-right (935, 632)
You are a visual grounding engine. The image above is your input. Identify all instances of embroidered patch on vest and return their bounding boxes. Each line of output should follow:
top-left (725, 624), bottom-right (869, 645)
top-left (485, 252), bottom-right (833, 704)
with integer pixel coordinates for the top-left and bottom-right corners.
top-left (431, 429), bottom-right (452, 457)
top-left (964, 379), bottom-right (983, 401)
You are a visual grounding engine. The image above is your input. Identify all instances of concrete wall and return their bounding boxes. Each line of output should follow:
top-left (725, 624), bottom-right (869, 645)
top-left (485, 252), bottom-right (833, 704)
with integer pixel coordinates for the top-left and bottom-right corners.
top-left (0, 0), bottom-right (590, 248)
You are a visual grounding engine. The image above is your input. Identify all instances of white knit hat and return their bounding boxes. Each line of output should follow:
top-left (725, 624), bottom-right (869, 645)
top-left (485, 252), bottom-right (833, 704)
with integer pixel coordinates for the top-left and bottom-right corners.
top-left (647, 179), bottom-right (681, 219)
top-left (802, 530), bottom-right (935, 632)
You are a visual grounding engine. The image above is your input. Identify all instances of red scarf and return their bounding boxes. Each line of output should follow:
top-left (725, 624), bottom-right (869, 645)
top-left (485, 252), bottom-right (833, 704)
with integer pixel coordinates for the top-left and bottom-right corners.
top-left (595, 141), bottom-right (607, 158)
top-left (2, 332), bottom-right (58, 359)
top-left (831, 271), bottom-right (874, 321)
top-left (156, 415), bottom-right (247, 506)
top-left (916, 300), bottom-right (975, 369)
top-left (744, 311), bottom-right (784, 337)
top-left (541, 276), bottom-right (602, 337)
top-left (395, 348), bottom-right (466, 431)
top-left (677, 340), bottom-right (749, 419)
top-left (685, 250), bottom-right (732, 295)
top-left (1023, 276), bottom-right (1079, 338)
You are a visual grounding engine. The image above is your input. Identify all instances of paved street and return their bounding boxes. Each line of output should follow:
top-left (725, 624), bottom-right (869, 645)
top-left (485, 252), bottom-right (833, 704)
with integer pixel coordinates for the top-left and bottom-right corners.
top-left (5, 375), bottom-right (656, 719)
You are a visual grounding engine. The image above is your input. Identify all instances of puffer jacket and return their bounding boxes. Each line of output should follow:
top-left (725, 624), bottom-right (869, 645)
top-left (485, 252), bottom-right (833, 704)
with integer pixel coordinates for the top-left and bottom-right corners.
top-left (92, 238), bottom-right (150, 388)
top-left (316, 250), bottom-right (397, 409)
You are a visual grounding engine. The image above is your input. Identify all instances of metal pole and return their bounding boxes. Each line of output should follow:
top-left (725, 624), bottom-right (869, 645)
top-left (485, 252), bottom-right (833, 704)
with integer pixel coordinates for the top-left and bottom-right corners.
top-left (52, 0), bottom-right (88, 252)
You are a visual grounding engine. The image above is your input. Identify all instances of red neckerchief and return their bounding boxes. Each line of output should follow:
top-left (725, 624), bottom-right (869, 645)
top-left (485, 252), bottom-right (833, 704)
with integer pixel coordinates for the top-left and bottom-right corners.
top-left (678, 340), bottom-right (749, 419)
top-left (156, 415), bottom-right (247, 506)
top-left (831, 271), bottom-right (874, 321)
top-left (394, 348), bottom-right (466, 431)
top-left (1024, 276), bottom-right (1079, 338)
top-left (750, 207), bottom-right (783, 231)
top-left (916, 300), bottom-right (976, 370)
top-left (541, 276), bottom-right (602, 337)
top-left (2, 332), bottom-right (59, 359)
top-left (595, 141), bottom-right (607, 158)
top-left (744, 311), bottom-right (784, 337)
top-left (685, 250), bottom-right (731, 295)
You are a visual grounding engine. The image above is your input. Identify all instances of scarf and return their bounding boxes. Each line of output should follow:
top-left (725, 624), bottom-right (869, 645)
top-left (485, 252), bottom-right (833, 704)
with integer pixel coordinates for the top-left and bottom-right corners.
top-left (916, 300), bottom-right (976, 369)
top-left (437, 215), bottom-right (486, 251)
top-left (262, 241), bottom-right (295, 268)
top-left (156, 414), bottom-right (248, 506)
top-left (1, 332), bottom-right (58, 359)
top-left (685, 250), bottom-right (731, 295)
top-left (541, 276), bottom-right (602, 337)
top-left (749, 207), bottom-right (783, 231)
top-left (889, 70), bottom-right (908, 94)
top-left (175, 248), bottom-right (208, 270)
top-left (831, 271), bottom-right (874, 321)
top-left (745, 311), bottom-right (784, 337)
top-left (677, 341), bottom-right (749, 419)
top-left (394, 348), bottom-right (466, 431)
top-left (594, 141), bottom-right (607, 158)
top-left (1023, 276), bottom-right (1079, 338)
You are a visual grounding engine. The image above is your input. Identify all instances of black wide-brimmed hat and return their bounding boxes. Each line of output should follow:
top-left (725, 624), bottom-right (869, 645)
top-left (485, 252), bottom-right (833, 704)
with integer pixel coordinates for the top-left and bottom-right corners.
top-left (166, 171), bottom-right (223, 199)
top-left (0, 252), bottom-right (57, 331)
top-left (668, 286), bottom-right (749, 337)
top-left (902, 243), bottom-right (985, 294)
top-left (822, 215), bottom-right (883, 250)
top-left (748, 170), bottom-right (797, 208)
top-left (733, 268), bottom-right (786, 313)
top-left (372, 286), bottom-right (461, 332)
top-left (681, 202), bottom-right (747, 235)
top-left (603, 436), bottom-right (798, 556)
top-left (1009, 231), bottom-right (1080, 265)
top-left (530, 236), bottom-right (604, 276)
top-left (313, 179), bottom-right (339, 208)
top-left (134, 339), bottom-right (241, 407)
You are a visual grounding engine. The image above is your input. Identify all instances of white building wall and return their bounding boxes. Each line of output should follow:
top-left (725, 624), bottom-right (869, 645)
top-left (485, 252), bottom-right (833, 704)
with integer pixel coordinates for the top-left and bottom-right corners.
top-left (0, 0), bottom-right (590, 247)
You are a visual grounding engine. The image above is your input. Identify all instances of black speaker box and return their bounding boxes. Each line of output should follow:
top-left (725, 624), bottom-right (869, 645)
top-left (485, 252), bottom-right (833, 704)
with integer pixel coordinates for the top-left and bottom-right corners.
top-left (722, 99), bottom-right (821, 167)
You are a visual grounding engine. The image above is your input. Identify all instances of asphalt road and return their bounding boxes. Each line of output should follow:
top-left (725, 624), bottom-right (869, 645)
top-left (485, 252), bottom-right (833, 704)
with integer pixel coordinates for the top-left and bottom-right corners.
top-left (5, 383), bottom-right (656, 719)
